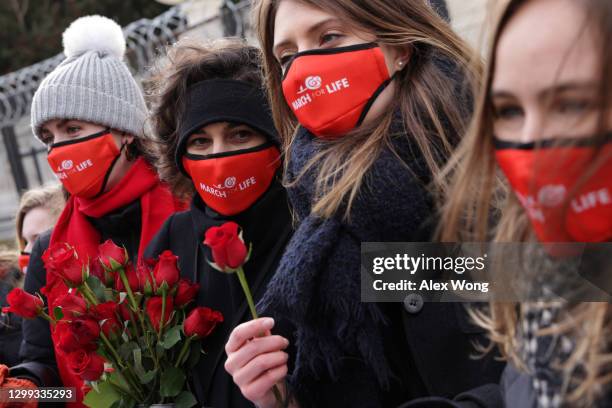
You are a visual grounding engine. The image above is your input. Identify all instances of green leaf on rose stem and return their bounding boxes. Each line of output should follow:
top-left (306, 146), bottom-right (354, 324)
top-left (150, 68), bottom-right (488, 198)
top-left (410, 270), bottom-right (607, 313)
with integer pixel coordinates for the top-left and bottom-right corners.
top-left (161, 325), bottom-right (181, 349)
top-left (119, 292), bottom-right (127, 303)
top-left (174, 390), bottom-right (197, 408)
top-left (139, 369), bottom-right (157, 385)
top-left (53, 306), bottom-right (64, 321)
top-left (187, 340), bottom-right (202, 368)
top-left (83, 379), bottom-right (122, 408)
top-left (160, 366), bottom-right (185, 398)
top-left (118, 341), bottom-right (138, 361)
top-left (85, 275), bottom-right (105, 301)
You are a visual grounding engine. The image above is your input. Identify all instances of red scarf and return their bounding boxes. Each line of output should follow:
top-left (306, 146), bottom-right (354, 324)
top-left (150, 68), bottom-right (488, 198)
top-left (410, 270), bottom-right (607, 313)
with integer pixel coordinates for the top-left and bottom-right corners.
top-left (46, 158), bottom-right (183, 406)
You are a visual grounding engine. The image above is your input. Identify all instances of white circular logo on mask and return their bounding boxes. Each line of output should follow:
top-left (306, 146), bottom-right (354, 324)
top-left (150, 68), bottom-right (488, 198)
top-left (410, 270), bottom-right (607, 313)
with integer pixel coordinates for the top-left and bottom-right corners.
top-left (305, 76), bottom-right (322, 90)
top-left (61, 160), bottom-right (73, 170)
top-left (538, 185), bottom-right (566, 207)
top-left (224, 177), bottom-right (236, 189)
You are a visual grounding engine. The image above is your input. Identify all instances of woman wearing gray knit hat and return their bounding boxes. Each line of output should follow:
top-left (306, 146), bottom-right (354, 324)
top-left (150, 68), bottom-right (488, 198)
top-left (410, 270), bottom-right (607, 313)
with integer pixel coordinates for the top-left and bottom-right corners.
top-left (6, 15), bottom-right (183, 406)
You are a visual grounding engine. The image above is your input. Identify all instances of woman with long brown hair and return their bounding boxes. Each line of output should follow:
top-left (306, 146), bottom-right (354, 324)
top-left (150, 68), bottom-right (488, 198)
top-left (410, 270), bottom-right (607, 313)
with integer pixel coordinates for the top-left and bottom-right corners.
top-left (223, 0), bottom-right (504, 407)
top-left (440, 0), bottom-right (612, 406)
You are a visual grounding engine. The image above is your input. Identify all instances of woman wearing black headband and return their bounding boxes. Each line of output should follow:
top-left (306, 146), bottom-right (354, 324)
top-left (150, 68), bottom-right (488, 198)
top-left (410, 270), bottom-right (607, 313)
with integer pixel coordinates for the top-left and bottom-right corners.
top-left (145, 39), bottom-right (293, 408)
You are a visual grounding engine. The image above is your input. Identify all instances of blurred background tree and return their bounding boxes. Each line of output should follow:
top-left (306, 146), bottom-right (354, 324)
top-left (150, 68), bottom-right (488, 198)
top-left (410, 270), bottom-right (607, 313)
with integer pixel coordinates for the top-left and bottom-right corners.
top-left (0, 0), bottom-right (169, 75)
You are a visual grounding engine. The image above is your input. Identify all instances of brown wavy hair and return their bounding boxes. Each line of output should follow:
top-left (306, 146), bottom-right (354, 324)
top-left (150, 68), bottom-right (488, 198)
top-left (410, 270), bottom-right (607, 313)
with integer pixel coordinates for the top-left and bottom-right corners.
top-left (146, 38), bottom-right (265, 200)
top-left (439, 0), bottom-right (612, 405)
top-left (253, 0), bottom-right (480, 220)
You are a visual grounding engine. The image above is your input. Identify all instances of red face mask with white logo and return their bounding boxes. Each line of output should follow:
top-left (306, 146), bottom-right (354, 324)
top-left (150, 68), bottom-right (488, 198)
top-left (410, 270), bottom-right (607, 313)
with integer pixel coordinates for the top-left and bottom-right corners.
top-left (282, 43), bottom-right (392, 139)
top-left (494, 137), bottom-right (612, 243)
top-left (182, 143), bottom-right (281, 216)
top-left (47, 130), bottom-right (122, 198)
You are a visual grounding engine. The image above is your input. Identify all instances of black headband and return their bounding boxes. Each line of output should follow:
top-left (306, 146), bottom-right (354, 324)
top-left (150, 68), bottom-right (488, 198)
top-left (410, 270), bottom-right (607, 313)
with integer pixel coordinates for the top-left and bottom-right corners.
top-left (175, 79), bottom-right (279, 174)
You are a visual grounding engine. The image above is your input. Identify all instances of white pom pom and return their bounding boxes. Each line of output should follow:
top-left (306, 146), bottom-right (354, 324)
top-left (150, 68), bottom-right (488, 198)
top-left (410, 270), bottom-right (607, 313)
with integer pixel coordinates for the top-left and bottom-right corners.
top-left (62, 15), bottom-right (126, 59)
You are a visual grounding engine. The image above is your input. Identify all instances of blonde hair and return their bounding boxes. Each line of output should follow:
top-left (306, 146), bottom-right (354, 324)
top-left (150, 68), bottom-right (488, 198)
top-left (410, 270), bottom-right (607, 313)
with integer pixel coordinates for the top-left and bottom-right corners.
top-left (439, 0), bottom-right (612, 405)
top-left (253, 0), bottom-right (480, 220)
top-left (16, 184), bottom-right (66, 251)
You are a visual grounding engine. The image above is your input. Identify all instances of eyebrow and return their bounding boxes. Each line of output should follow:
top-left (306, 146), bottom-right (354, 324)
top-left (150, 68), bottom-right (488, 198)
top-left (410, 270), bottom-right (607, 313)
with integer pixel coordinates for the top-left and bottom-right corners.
top-left (273, 17), bottom-right (342, 57)
top-left (194, 122), bottom-right (247, 134)
top-left (42, 119), bottom-right (69, 133)
top-left (492, 81), bottom-right (599, 100)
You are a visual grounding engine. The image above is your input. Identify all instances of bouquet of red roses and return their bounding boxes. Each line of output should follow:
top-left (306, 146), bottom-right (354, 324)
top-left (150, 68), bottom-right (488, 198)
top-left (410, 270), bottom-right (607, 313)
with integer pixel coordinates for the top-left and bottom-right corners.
top-left (2, 240), bottom-right (223, 408)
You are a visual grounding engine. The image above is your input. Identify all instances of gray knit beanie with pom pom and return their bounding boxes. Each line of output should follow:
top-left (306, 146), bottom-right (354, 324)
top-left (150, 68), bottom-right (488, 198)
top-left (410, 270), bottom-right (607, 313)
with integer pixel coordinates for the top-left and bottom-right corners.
top-left (31, 15), bottom-right (148, 141)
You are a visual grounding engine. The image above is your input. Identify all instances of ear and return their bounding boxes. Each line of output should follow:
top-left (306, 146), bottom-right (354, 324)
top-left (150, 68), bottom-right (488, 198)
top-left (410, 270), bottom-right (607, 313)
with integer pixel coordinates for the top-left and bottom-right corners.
top-left (394, 45), bottom-right (413, 72)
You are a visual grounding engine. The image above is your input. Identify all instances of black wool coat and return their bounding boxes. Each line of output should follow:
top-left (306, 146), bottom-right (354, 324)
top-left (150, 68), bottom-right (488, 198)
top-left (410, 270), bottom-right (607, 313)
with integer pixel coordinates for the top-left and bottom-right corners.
top-left (145, 179), bottom-right (293, 408)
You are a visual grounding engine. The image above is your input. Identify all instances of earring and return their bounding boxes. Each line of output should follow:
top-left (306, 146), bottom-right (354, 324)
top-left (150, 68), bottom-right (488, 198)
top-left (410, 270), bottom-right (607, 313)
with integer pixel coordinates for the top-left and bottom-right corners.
top-left (397, 60), bottom-right (405, 68)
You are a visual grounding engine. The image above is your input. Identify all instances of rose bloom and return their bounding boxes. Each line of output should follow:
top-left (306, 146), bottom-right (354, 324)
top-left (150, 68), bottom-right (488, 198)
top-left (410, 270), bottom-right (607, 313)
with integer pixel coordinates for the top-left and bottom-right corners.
top-left (54, 292), bottom-right (87, 320)
top-left (204, 222), bottom-right (248, 271)
top-left (66, 350), bottom-right (105, 381)
top-left (153, 250), bottom-right (180, 289)
top-left (184, 307), bottom-right (224, 339)
top-left (145, 296), bottom-right (174, 332)
top-left (98, 239), bottom-right (127, 270)
top-left (1, 288), bottom-right (43, 319)
top-left (174, 279), bottom-right (200, 308)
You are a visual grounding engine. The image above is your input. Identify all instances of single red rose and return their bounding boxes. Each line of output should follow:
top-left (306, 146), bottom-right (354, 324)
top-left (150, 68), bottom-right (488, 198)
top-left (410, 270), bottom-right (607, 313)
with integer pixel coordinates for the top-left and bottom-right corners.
top-left (136, 259), bottom-right (155, 294)
top-left (41, 243), bottom-right (73, 275)
top-left (98, 240), bottom-right (127, 270)
top-left (184, 307), bottom-right (224, 339)
top-left (203, 222), bottom-right (248, 271)
top-left (55, 319), bottom-right (99, 353)
top-left (145, 296), bottom-right (174, 332)
top-left (66, 350), bottom-right (105, 381)
top-left (153, 250), bottom-right (180, 290)
top-left (91, 302), bottom-right (121, 337)
top-left (174, 279), bottom-right (200, 308)
top-left (115, 264), bottom-right (139, 292)
top-left (55, 292), bottom-right (87, 320)
top-left (1, 288), bottom-right (43, 319)
top-left (42, 243), bottom-right (85, 286)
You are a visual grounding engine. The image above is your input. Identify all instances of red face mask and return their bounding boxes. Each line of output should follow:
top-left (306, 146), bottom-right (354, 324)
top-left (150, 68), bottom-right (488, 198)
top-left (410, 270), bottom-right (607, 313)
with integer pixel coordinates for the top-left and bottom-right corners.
top-left (495, 138), bottom-right (612, 243)
top-left (282, 43), bottom-right (392, 139)
top-left (47, 130), bottom-right (121, 198)
top-left (18, 252), bottom-right (30, 273)
top-left (182, 143), bottom-right (281, 216)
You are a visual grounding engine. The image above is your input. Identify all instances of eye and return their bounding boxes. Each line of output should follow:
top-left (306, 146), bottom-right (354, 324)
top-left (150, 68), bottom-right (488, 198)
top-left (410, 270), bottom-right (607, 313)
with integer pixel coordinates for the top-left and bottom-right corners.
top-left (187, 135), bottom-right (211, 148)
top-left (556, 99), bottom-right (592, 114)
top-left (494, 104), bottom-right (524, 121)
top-left (66, 125), bottom-right (81, 134)
top-left (40, 130), bottom-right (53, 145)
top-left (229, 129), bottom-right (256, 143)
top-left (320, 32), bottom-right (344, 46)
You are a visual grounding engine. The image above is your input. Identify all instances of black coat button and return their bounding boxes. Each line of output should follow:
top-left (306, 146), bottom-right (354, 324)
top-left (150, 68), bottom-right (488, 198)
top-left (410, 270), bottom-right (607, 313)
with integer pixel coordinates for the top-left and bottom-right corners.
top-left (403, 293), bottom-right (424, 314)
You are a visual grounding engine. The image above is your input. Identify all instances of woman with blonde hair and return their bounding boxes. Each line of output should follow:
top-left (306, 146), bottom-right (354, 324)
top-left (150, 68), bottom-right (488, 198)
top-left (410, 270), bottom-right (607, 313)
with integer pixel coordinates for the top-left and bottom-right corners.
top-left (440, 0), bottom-right (612, 406)
top-left (15, 184), bottom-right (66, 273)
top-left (223, 0), bottom-right (504, 407)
